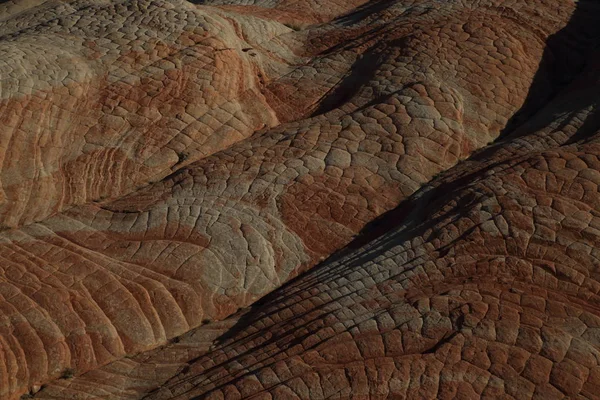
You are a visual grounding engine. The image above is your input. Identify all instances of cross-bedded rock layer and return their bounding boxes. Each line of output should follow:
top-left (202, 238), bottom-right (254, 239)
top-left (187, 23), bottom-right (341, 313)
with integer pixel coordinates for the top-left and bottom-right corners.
top-left (0, 0), bottom-right (599, 399)
top-left (136, 53), bottom-right (600, 400)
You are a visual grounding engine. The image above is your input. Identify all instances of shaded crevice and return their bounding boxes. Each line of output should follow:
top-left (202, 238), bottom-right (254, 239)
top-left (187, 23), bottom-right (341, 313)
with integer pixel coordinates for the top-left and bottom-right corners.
top-left (309, 46), bottom-right (387, 117)
top-left (422, 331), bottom-right (460, 355)
top-left (499, 0), bottom-right (600, 140)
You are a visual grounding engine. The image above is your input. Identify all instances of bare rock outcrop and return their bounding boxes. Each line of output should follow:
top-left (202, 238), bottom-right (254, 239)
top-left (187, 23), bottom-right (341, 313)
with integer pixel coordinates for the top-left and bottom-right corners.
top-left (0, 0), bottom-right (300, 228)
top-left (0, 0), bottom-right (599, 399)
top-left (136, 50), bottom-right (600, 400)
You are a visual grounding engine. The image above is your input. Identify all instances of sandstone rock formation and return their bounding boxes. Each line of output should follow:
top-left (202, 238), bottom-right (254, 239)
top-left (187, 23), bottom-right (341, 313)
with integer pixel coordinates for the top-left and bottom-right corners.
top-left (0, 0), bottom-right (599, 399)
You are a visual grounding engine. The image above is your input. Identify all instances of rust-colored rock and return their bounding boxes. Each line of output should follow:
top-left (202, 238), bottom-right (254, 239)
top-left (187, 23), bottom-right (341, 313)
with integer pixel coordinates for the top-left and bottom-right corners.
top-left (0, 0), bottom-right (599, 399)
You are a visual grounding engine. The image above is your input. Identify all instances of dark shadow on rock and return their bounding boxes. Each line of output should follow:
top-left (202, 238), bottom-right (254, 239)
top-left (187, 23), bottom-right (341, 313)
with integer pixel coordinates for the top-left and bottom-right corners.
top-left (200, 0), bottom-right (600, 374)
top-left (309, 46), bottom-right (388, 117)
top-left (333, 0), bottom-right (398, 26)
top-left (500, 0), bottom-right (600, 140)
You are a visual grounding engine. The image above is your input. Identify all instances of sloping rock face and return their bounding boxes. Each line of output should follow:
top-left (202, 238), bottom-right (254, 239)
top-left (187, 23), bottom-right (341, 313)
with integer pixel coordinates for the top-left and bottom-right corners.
top-left (0, 0), bottom-right (297, 228)
top-left (137, 56), bottom-right (600, 400)
top-left (0, 0), bottom-right (599, 399)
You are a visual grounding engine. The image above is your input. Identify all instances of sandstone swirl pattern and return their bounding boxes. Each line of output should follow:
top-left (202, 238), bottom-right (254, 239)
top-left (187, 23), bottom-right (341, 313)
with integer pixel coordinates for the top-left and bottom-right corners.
top-left (0, 0), bottom-right (598, 399)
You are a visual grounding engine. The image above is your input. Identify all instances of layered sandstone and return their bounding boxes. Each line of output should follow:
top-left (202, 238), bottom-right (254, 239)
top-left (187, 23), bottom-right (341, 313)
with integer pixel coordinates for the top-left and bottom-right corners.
top-left (0, 0), bottom-right (599, 399)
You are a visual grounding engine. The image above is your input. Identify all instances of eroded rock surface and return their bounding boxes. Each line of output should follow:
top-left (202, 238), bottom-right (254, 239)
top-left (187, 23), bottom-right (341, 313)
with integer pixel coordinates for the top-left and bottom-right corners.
top-left (0, 0), bottom-right (599, 399)
top-left (138, 55), bottom-right (600, 400)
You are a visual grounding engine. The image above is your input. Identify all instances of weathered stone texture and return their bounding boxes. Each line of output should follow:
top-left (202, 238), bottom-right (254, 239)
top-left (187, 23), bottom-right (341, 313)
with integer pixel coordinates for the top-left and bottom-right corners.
top-left (0, 0), bottom-right (598, 399)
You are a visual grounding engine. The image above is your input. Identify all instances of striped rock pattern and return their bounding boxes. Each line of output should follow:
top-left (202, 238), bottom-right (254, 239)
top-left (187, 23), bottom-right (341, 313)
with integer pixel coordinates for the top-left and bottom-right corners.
top-left (0, 0), bottom-right (598, 399)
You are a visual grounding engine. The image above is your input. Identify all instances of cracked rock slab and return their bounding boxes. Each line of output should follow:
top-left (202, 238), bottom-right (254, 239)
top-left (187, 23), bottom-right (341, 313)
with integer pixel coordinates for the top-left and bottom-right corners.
top-left (0, 0), bottom-right (599, 399)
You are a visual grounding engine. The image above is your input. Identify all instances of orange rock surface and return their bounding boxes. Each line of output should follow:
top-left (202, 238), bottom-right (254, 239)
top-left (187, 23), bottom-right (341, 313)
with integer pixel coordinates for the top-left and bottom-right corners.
top-left (0, 0), bottom-right (599, 399)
